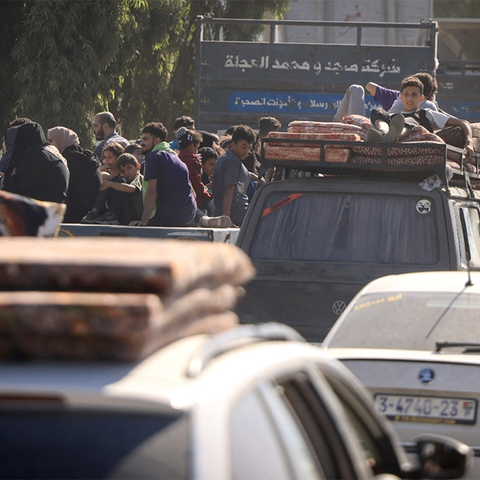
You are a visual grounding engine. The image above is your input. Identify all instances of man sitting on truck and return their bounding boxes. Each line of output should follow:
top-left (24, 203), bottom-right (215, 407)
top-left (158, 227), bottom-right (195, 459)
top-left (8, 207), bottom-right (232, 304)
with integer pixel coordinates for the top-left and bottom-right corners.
top-left (366, 76), bottom-right (474, 159)
top-left (132, 122), bottom-right (197, 227)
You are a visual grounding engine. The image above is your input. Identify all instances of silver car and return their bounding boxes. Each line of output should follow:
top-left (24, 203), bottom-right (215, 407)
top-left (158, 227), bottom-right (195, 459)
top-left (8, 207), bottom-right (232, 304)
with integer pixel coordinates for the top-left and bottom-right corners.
top-left (323, 271), bottom-right (480, 479)
top-left (0, 321), bottom-right (473, 479)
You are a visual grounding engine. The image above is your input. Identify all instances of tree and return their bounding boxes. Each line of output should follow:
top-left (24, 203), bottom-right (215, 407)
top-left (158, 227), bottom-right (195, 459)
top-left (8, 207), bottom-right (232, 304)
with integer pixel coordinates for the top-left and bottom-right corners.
top-left (114, 0), bottom-right (289, 138)
top-left (1, 0), bottom-right (289, 147)
top-left (0, 1), bottom-right (30, 134)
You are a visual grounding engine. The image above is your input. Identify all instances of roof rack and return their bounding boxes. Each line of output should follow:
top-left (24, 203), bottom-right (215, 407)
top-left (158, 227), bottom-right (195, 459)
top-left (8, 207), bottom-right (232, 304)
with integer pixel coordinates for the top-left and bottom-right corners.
top-left (186, 322), bottom-right (305, 378)
top-left (260, 137), bottom-right (480, 188)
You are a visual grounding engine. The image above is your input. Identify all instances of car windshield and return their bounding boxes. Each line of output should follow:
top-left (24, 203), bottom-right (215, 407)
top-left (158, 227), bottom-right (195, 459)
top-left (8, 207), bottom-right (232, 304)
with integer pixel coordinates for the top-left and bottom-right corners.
top-left (326, 291), bottom-right (480, 351)
top-left (0, 410), bottom-right (188, 479)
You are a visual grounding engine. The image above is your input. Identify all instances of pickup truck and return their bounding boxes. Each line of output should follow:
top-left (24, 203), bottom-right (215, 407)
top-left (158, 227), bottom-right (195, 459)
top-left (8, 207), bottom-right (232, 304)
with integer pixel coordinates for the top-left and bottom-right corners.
top-left (235, 130), bottom-right (480, 343)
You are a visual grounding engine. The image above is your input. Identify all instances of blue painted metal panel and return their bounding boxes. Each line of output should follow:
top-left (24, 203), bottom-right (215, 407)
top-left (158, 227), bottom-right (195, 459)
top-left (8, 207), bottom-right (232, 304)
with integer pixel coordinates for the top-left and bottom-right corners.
top-left (195, 18), bottom-right (439, 132)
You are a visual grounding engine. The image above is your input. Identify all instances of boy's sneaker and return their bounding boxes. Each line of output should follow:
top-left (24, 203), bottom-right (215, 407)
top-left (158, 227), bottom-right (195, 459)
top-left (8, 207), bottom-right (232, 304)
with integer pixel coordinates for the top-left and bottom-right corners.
top-left (81, 211), bottom-right (100, 224)
top-left (200, 215), bottom-right (231, 228)
top-left (94, 212), bottom-right (120, 225)
top-left (383, 114), bottom-right (405, 143)
top-left (365, 128), bottom-right (384, 143)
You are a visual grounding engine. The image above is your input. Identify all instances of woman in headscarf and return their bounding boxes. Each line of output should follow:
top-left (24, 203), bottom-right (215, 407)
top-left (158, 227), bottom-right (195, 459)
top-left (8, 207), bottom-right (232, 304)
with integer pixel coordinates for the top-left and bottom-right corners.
top-left (47, 126), bottom-right (101, 223)
top-left (2, 122), bottom-right (69, 204)
top-left (0, 125), bottom-right (21, 175)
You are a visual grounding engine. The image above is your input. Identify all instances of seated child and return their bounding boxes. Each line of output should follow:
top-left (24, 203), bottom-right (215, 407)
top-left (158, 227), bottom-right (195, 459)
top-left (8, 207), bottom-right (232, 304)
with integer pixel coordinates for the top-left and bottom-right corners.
top-left (176, 128), bottom-right (231, 227)
top-left (177, 128), bottom-right (212, 211)
top-left (367, 76), bottom-right (474, 159)
top-left (198, 146), bottom-right (218, 189)
top-left (198, 146), bottom-right (219, 216)
top-left (124, 143), bottom-right (144, 167)
top-left (81, 142), bottom-right (126, 224)
top-left (95, 153), bottom-right (143, 225)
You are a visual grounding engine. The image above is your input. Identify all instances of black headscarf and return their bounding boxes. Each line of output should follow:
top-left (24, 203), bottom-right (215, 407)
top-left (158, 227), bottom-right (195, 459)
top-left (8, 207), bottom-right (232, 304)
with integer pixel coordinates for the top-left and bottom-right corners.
top-left (3, 122), bottom-right (69, 203)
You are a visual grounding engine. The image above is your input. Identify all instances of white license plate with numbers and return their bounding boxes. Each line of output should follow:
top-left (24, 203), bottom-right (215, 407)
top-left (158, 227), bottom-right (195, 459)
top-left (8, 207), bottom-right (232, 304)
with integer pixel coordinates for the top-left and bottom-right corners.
top-left (374, 394), bottom-right (477, 425)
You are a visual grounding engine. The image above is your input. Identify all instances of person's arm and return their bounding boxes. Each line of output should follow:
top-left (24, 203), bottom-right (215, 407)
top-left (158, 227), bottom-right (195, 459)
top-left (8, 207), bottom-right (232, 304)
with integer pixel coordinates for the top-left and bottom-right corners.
top-left (370, 83), bottom-right (400, 111)
top-left (365, 82), bottom-right (379, 96)
top-left (445, 117), bottom-right (474, 159)
top-left (99, 180), bottom-right (136, 193)
top-left (222, 184), bottom-right (235, 217)
top-left (95, 167), bottom-right (103, 185)
top-left (249, 172), bottom-right (265, 186)
top-left (131, 179), bottom-right (157, 226)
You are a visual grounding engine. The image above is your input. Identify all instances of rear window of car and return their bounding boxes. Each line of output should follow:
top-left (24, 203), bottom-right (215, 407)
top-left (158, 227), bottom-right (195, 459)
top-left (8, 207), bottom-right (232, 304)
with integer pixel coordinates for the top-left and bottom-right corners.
top-left (249, 192), bottom-right (439, 265)
top-left (326, 291), bottom-right (480, 351)
top-left (0, 410), bottom-right (188, 479)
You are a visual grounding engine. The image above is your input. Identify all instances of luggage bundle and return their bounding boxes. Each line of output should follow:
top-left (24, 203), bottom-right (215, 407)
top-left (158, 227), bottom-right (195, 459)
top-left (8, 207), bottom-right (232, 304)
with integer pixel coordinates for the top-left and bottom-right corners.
top-left (262, 121), bottom-right (363, 163)
top-left (260, 119), bottom-right (479, 181)
top-left (0, 238), bottom-right (255, 361)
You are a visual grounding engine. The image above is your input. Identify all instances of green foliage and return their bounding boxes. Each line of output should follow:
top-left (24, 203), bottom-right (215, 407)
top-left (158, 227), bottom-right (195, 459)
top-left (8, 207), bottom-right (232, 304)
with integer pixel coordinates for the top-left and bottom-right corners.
top-left (0, 1), bottom-right (30, 135)
top-left (1, 0), bottom-right (289, 147)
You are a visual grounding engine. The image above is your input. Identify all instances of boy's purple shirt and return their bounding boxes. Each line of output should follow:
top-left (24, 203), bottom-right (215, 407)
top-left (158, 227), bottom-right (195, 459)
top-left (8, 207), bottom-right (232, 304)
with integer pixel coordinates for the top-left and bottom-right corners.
top-left (373, 85), bottom-right (400, 111)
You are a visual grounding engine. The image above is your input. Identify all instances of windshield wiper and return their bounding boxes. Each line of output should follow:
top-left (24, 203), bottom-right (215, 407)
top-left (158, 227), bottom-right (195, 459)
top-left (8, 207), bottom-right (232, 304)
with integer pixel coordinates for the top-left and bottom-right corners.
top-left (436, 341), bottom-right (480, 352)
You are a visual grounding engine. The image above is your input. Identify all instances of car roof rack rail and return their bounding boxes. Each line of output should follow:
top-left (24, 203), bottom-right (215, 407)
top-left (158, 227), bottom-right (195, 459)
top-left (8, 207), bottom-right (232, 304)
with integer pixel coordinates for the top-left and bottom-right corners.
top-left (259, 136), bottom-right (480, 188)
top-left (186, 322), bottom-right (305, 378)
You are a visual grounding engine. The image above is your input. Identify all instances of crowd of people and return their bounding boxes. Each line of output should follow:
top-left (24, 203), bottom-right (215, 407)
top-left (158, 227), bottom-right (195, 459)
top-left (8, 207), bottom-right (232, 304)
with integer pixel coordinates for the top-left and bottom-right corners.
top-left (0, 72), bottom-right (474, 230)
top-left (0, 112), bottom-right (280, 228)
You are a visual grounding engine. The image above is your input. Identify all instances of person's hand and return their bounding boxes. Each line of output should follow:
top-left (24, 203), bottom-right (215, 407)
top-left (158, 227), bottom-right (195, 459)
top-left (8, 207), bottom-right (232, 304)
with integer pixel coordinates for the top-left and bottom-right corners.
top-left (130, 220), bottom-right (147, 226)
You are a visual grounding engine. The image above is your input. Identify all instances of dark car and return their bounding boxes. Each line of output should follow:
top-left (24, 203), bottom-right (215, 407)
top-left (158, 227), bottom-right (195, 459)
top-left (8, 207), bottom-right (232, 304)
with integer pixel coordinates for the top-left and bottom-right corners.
top-left (236, 136), bottom-right (480, 342)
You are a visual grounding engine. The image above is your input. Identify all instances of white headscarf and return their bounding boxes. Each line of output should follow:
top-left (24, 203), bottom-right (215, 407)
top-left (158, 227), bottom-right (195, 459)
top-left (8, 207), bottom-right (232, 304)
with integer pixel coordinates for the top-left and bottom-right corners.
top-left (47, 126), bottom-right (79, 154)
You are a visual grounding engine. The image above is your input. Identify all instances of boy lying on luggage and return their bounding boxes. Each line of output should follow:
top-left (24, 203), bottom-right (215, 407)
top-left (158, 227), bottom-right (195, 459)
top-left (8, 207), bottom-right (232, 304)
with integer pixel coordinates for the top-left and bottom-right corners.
top-left (367, 76), bottom-right (474, 159)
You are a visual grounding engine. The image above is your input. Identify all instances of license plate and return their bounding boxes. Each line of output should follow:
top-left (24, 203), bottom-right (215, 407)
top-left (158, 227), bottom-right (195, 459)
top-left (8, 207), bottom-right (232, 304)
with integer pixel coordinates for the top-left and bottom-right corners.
top-left (374, 394), bottom-right (477, 425)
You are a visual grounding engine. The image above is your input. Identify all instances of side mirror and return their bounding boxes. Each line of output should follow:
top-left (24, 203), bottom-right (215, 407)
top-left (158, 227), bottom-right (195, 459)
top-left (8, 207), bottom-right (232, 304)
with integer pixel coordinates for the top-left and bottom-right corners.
top-left (415, 434), bottom-right (473, 479)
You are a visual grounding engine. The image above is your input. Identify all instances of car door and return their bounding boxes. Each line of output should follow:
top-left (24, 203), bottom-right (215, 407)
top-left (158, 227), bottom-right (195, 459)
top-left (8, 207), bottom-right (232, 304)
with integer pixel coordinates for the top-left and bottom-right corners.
top-left (229, 366), bottom-right (373, 479)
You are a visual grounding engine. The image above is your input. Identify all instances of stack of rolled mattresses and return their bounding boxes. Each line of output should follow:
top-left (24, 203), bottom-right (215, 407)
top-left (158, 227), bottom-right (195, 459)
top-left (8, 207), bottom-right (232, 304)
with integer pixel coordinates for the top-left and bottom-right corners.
top-left (262, 121), bottom-right (363, 163)
top-left (0, 238), bottom-right (255, 361)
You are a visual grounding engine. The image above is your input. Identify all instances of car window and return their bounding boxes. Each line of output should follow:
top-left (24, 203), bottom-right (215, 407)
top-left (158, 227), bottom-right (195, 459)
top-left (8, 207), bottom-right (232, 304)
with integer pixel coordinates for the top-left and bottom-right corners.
top-left (276, 372), bottom-right (360, 479)
top-left (325, 290), bottom-right (480, 350)
top-left (320, 369), bottom-right (403, 478)
top-left (0, 410), bottom-right (188, 479)
top-left (249, 192), bottom-right (439, 265)
top-left (230, 384), bottom-right (323, 479)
